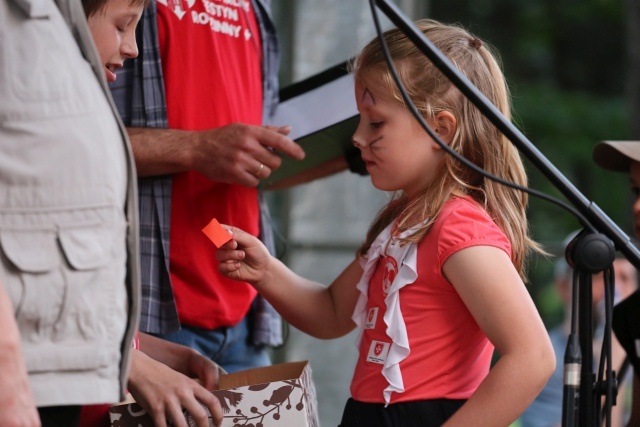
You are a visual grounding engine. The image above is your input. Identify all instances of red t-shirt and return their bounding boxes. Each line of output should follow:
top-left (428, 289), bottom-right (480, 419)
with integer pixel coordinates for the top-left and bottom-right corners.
top-left (350, 197), bottom-right (511, 403)
top-left (157, 0), bottom-right (263, 328)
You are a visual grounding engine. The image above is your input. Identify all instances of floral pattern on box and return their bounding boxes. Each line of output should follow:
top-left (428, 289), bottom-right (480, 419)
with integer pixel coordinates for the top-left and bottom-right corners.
top-left (109, 361), bottom-right (318, 427)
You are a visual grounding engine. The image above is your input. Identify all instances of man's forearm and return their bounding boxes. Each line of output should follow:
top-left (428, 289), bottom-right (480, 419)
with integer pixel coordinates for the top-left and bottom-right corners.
top-left (127, 127), bottom-right (195, 177)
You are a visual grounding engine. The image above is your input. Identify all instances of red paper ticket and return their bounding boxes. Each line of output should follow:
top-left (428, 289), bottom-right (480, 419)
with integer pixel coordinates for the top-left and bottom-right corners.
top-left (201, 218), bottom-right (232, 248)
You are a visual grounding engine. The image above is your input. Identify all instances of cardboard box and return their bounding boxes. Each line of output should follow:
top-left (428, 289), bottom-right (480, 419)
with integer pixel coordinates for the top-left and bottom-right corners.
top-left (109, 361), bottom-right (319, 427)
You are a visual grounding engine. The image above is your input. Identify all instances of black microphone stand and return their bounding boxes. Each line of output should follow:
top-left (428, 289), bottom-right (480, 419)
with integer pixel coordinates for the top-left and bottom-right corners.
top-left (368, 1), bottom-right (640, 425)
top-left (564, 231), bottom-right (617, 426)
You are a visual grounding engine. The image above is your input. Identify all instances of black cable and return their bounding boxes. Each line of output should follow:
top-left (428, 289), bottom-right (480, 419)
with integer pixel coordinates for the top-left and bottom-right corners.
top-left (597, 266), bottom-right (615, 427)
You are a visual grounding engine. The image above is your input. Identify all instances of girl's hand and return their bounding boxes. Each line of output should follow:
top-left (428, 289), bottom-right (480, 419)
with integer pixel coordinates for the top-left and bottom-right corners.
top-left (216, 226), bottom-right (272, 286)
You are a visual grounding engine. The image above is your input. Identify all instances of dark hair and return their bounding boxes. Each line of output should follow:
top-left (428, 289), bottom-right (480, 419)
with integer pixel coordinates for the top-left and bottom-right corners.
top-left (82, 0), bottom-right (150, 18)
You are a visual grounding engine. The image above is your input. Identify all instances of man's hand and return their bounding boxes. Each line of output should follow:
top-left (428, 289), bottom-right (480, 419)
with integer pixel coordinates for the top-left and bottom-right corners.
top-left (129, 123), bottom-right (305, 187)
top-left (190, 123), bottom-right (304, 186)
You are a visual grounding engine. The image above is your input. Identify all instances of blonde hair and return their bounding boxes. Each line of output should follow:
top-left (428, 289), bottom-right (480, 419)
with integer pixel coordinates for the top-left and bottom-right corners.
top-left (353, 19), bottom-right (543, 279)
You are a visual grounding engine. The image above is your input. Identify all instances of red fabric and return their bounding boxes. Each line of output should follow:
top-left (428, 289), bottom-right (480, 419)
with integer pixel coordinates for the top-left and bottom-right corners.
top-left (79, 404), bottom-right (110, 427)
top-left (350, 197), bottom-right (512, 403)
top-left (157, 0), bottom-right (263, 328)
top-left (79, 333), bottom-right (140, 426)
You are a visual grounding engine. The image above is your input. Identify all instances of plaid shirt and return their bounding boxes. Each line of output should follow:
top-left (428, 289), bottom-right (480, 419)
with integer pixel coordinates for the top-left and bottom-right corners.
top-left (110, 0), bottom-right (283, 346)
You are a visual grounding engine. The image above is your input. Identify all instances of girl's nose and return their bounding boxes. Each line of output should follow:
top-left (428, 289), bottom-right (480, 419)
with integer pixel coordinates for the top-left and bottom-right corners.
top-left (352, 120), bottom-right (367, 149)
top-left (352, 137), bottom-right (366, 149)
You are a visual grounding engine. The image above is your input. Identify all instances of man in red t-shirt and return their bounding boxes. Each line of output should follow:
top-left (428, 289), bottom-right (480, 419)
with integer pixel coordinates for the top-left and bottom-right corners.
top-left (113, 4), bottom-right (360, 422)
top-left (126, 0), bottom-right (306, 373)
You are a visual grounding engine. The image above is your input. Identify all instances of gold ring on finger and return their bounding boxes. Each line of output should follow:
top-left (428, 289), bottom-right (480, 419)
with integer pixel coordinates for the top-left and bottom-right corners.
top-left (252, 163), bottom-right (265, 178)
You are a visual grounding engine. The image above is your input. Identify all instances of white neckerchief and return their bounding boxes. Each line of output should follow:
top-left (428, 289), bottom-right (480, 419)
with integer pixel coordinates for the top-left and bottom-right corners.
top-left (352, 220), bottom-right (423, 405)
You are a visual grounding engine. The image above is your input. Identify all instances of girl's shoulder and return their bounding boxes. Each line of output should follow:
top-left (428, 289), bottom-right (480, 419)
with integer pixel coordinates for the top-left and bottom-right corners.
top-left (428, 195), bottom-right (511, 259)
top-left (437, 195), bottom-right (491, 224)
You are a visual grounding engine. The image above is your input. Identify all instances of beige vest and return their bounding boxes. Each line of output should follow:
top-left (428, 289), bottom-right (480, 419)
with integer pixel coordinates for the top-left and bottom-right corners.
top-left (0, 0), bottom-right (140, 406)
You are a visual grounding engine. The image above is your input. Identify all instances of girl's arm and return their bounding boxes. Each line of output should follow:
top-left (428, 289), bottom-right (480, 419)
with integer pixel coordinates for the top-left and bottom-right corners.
top-left (441, 245), bottom-right (555, 427)
top-left (217, 226), bottom-right (363, 339)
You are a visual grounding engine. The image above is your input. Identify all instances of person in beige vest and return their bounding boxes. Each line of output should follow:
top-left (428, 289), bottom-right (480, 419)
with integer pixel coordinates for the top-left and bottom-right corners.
top-left (0, 0), bottom-right (140, 424)
top-left (0, 0), bottom-right (224, 426)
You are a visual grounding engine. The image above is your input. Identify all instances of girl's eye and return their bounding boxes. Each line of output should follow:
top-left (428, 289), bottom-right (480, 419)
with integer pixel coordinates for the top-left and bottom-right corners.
top-left (370, 122), bottom-right (383, 129)
top-left (632, 187), bottom-right (640, 198)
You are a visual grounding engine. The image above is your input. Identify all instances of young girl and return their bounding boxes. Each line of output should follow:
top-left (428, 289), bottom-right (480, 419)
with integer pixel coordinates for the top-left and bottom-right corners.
top-left (217, 19), bottom-right (555, 426)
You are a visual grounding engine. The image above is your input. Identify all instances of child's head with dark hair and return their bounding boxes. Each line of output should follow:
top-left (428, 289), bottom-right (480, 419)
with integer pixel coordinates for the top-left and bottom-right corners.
top-left (83, 0), bottom-right (149, 82)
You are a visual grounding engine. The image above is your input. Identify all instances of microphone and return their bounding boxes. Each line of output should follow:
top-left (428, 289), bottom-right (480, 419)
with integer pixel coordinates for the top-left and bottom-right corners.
top-left (562, 332), bottom-right (581, 427)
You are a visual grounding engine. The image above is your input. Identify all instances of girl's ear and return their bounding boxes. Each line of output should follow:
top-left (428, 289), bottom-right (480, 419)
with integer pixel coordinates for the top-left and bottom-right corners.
top-left (433, 111), bottom-right (457, 146)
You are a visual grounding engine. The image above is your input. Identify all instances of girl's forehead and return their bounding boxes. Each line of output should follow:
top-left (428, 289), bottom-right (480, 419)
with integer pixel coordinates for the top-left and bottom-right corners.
top-left (360, 88), bottom-right (376, 107)
top-left (356, 69), bottom-right (381, 87)
top-left (355, 75), bottom-right (393, 105)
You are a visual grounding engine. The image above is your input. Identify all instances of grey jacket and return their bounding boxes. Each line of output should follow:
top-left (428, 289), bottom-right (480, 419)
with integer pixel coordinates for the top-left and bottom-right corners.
top-left (0, 0), bottom-right (140, 406)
